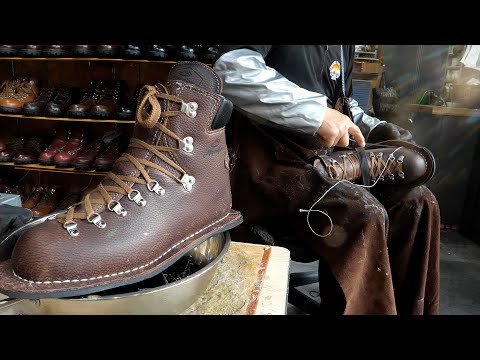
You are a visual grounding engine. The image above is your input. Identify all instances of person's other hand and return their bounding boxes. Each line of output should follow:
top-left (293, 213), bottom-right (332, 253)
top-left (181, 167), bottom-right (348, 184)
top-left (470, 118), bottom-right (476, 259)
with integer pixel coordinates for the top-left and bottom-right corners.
top-left (316, 108), bottom-right (365, 148)
top-left (367, 122), bottom-right (415, 144)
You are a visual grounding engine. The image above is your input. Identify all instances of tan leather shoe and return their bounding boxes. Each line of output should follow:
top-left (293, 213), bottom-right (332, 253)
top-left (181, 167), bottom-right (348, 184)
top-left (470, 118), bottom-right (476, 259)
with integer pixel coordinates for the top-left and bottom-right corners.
top-left (31, 186), bottom-right (63, 217)
top-left (22, 186), bottom-right (46, 210)
top-left (0, 79), bottom-right (39, 113)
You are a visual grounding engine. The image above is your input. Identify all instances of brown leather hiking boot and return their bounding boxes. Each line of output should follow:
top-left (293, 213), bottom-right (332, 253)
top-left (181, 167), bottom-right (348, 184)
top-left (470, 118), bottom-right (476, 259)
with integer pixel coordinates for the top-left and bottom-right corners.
top-left (314, 140), bottom-right (436, 188)
top-left (0, 79), bottom-right (39, 113)
top-left (0, 61), bottom-right (243, 299)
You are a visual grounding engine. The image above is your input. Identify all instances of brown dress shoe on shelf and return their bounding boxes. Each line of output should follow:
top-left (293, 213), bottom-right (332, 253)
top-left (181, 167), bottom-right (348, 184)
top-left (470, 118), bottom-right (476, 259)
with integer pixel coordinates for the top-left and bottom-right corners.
top-left (73, 138), bottom-right (108, 170)
top-left (55, 192), bottom-right (83, 211)
top-left (0, 137), bottom-right (25, 162)
top-left (314, 140), bottom-right (436, 188)
top-left (0, 79), bottom-right (39, 114)
top-left (93, 137), bottom-right (128, 171)
top-left (38, 128), bottom-right (69, 165)
top-left (31, 186), bottom-right (63, 217)
top-left (0, 61), bottom-right (243, 299)
top-left (53, 130), bottom-right (88, 167)
top-left (90, 81), bottom-right (124, 118)
top-left (67, 81), bottom-right (105, 118)
top-left (13, 137), bottom-right (48, 164)
top-left (22, 186), bottom-right (46, 210)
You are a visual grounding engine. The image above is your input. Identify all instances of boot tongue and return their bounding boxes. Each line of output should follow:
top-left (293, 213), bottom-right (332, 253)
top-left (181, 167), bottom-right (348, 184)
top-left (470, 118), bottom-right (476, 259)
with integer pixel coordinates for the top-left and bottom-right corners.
top-left (167, 61), bottom-right (222, 94)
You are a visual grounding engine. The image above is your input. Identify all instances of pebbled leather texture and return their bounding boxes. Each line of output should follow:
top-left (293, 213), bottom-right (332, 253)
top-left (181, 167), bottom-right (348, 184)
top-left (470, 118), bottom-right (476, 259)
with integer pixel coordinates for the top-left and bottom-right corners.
top-left (0, 61), bottom-right (242, 298)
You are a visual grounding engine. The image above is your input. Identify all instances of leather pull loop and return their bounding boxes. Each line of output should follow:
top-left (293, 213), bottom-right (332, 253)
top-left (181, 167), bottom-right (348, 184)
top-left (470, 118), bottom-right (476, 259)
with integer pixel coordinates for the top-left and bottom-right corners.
top-left (355, 146), bottom-right (371, 191)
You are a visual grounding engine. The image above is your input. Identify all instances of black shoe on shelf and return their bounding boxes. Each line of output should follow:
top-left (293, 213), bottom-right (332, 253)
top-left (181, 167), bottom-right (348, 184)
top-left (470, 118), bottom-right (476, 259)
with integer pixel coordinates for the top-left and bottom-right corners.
top-left (116, 83), bottom-right (143, 120)
top-left (95, 45), bottom-right (120, 58)
top-left (22, 88), bottom-right (56, 116)
top-left (71, 45), bottom-right (94, 57)
top-left (145, 45), bottom-right (169, 60)
top-left (18, 45), bottom-right (44, 57)
top-left (0, 45), bottom-right (20, 57)
top-left (44, 86), bottom-right (80, 117)
top-left (122, 45), bottom-right (142, 58)
top-left (42, 45), bottom-right (71, 57)
top-left (176, 45), bottom-right (198, 61)
top-left (200, 45), bottom-right (219, 64)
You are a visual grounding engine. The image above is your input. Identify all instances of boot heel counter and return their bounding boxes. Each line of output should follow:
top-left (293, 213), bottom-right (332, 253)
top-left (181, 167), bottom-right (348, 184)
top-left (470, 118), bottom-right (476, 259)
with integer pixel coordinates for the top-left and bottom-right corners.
top-left (211, 97), bottom-right (233, 130)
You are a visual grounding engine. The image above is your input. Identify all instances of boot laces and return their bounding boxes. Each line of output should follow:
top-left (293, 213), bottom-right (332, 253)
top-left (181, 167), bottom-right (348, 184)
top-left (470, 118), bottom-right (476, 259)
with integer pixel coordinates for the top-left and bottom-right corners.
top-left (57, 84), bottom-right (198, 236)
top-left (327, 150), bottom-right (404, 181)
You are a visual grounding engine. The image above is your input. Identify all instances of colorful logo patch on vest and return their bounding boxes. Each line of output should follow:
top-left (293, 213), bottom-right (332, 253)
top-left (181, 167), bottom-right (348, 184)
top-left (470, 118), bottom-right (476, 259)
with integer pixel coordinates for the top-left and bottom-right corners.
top-left (329, 61), bottom-right (341, 81)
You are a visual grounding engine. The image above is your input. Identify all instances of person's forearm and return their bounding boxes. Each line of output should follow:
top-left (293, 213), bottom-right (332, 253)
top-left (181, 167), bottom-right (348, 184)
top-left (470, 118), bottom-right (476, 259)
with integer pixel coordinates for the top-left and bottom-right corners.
top-left (213, 49), bottom-right (329, 136)
top-left (348, 97), bottom-right (386, 139)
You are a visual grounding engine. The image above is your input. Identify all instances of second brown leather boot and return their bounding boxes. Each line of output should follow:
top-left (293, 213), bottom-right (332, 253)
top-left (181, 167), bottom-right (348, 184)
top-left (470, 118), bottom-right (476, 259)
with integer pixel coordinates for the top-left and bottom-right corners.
top-left (314, 140), bottom-right (436, 188)
top-left (0, 61), bottom-right (243, 299)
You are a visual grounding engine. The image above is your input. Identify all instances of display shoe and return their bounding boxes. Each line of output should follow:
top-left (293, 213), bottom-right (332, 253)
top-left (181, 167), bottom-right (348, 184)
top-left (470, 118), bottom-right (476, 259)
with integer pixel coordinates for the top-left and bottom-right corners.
top-left (18, 45), bottom-right (43, 57)
top-left (0, 137), bottom-right (25, 162)
top-left (0, 79), bottom-right (39, 114)
top-left (0, 61), bottom-right (243, 299)
top-left (95, 45), bottom-right (120, 57)
top-left (42, 45), bottom-right (70, 57)
top-left (0, 45), bottom-right (20, 56)
top-left (31, 186), bottom-right (63, 217)
top-left (122, 45), bottom-right (142, 58)
top-left (38, 128), bottom-right (69, 165)
top-left (0, 78), bottom-right (22, 100)
top-left (55, 191), bottom-right (83, 211)
top-left (52, 129), bottom-right (88, 167)
top-left (176, 45), bottom-right (198, 60)
top-left (116, 83), bottom-right (143, 120)
top-left (22, 87), bottom-right (56, 116)
top-left (313, 140), bottom-right (436, 188)
top-left (145, 45), bottom-right (173, 60)
top-left (67, 80), bottom-right (105, 118)
top-left (44, 86), bottom-right (78, 117)
top-left (13, 137), bottom-right (48, 164)
top-left (72, 137), bottom-right (108, 170)
top-left (90, 80), bottom-right (124, 118)
top-left (200, 45), bottom-right (219, 63)
top-left (22, 186), bottom-right (46, 210)
top-left (71, 45), bottom-right (94, 57)
top-left (93, 137), bottom-right (128, 171)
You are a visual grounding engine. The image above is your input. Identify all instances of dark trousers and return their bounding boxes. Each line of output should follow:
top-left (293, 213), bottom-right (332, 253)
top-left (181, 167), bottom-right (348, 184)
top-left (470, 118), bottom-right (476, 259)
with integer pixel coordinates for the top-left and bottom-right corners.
top-left (228, 114), bottom-right (440, 315)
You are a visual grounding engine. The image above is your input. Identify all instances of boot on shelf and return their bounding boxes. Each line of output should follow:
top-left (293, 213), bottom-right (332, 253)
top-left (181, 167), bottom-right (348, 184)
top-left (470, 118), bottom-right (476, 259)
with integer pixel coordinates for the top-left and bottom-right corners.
top-left (0, 61), bottom-right (243, 299)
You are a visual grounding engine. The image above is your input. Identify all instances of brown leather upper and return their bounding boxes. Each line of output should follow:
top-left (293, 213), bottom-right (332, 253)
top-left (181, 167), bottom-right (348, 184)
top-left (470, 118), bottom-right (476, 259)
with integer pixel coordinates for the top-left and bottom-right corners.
top-left (3, 61), bottom-right (242, 297)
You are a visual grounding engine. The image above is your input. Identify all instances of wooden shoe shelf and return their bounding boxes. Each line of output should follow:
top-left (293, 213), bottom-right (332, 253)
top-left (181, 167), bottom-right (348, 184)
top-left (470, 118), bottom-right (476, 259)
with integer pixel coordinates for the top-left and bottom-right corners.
top-left (0, 54), bottom-right (174, 200)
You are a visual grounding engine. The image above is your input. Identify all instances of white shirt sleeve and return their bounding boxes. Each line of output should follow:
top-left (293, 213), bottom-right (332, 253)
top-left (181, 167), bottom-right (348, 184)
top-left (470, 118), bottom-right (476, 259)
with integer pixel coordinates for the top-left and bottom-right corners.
top-left (213, 48), bottom-right (329, 136)
top-left (348, 97), bottom-right (386, 139)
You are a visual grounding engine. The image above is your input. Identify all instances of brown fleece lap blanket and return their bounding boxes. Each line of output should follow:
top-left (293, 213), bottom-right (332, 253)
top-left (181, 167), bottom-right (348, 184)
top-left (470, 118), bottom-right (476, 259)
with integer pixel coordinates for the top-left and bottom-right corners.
top-left (228, 113), bottom-right (440, 315)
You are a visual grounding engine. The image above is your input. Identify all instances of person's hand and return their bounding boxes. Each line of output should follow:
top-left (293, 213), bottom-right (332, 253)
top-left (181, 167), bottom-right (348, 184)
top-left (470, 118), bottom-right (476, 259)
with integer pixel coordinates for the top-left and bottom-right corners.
top-left (315, 108), bottom-right (365, 148)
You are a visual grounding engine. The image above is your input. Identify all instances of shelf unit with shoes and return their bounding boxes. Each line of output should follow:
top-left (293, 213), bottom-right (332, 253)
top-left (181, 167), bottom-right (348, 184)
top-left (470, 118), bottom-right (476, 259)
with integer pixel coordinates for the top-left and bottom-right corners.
top-left (0, 48), bottom-right (179, 217)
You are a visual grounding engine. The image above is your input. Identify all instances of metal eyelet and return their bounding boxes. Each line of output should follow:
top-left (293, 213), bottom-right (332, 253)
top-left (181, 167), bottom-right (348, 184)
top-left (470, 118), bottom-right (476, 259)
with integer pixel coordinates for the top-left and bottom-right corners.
top-left (64, 221), bottom-right (79, 237)
top-left (398, 171), bottom-right (405, 179)
top-left (179, 136), bottom-right (194, 153)
top-left (376, 152), bottom-right (383, 158)
top-left (398, 155), bottom-right (404, 163)
top-left (180, 102), bottom-right (198, 118)
top-left (180, 174), bottom-right (196, 191)
top-left (128, 189), bottom-right (146, 206)
top-left (147, 180), bottom-right (165, 195)
top-left (388, 154), bottom-right (395, 161)
top-left (370, 152), bottom-right (375, 158)
top-left (87, 213), bottom-right (106, 229)
top-left (107, 200), bottom-right (127, 216)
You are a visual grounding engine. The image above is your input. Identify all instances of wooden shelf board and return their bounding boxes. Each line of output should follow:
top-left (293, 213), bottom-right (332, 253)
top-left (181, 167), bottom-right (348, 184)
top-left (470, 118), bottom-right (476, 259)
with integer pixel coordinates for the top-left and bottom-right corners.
top-left (0, 162), bottom-right (108, 176)
top-left (0, 113), bottom-right (135, 124)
